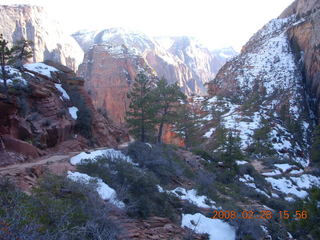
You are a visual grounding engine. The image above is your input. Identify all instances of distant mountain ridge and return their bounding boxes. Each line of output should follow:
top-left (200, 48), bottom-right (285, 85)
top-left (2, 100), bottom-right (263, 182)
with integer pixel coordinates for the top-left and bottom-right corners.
top-left (73, 28), bottom-right (237, 124)
top-left (73, 28), bottom-right (237, 95)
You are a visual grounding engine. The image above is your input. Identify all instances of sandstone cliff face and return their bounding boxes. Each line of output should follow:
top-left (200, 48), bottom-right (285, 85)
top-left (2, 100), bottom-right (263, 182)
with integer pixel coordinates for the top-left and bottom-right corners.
top-left (0, 61), bottom-right (126, 166)
top-left (77, 44), bottom-right (152, 125)
top-left (0, 5), bottom-right (84, 71)
top-left (278, 0), bottom-right (320, 120)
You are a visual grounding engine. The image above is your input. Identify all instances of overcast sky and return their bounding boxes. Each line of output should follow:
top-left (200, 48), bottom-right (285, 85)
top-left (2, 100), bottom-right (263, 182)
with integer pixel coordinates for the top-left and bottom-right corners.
top-left (2, 0), bottom-right (295, 51)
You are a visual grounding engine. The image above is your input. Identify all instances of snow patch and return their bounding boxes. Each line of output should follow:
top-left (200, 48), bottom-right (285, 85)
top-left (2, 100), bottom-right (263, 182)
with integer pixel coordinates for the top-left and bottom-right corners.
top-left (265, 177), bottom-right (308, 198)
top-left (24, 63), bottom-right (58, 78)
top-left (54, 84), bottom-right (70, 100)
top-left (67, 171), bottom-right (124, 208)
top-left (168, 187), bottom-right (216, 208)
top-left (68, 106), bottom-right (78, 120)
top-left (181, 213), bottom-right (235, 240)
top-left (70, 149), bottom-right (134, 165)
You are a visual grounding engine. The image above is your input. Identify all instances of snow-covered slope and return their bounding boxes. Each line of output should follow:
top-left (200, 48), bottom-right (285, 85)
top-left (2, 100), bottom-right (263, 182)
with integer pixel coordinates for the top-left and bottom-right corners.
top-left (203, 14), bottom-right (319, 201)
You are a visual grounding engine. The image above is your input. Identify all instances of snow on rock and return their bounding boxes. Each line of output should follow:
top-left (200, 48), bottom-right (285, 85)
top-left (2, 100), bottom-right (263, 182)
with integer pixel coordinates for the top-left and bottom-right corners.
top-left (203, 128), bottom-right (215, 138)
top-left (239, 174), bottom-right (270, 197)
top-left (67, 171), bottom-right (124, 208)
top-left (181, 213), bottom-right (235, 240)
top-left (54, 83), bottom-right (70, 100)
top-left (70, 148), bottom-right (134, 165)
top-left (274, 163), bottom-right (295, 172)
top-left (265, 177), bottom-right (308, 198)
top-left (0, 66), bottom-right (27, 85)
top-left (167, 187), bottom-right (216, 208)
top-left (236, 160), bottom-right (248, 165)
top-left (290, 174), bottom-right (320, 189)
top-left (68, 106), bottom-right (78, 120)
top-left (262, 169), bottom-right (282, 176)
top-left (24, 62), bottom-right (58, 78)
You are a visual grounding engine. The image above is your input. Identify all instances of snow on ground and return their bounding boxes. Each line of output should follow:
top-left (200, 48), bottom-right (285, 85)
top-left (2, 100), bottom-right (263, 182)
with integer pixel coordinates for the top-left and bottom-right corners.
top-left (262, 169), bottom-right (282, 176)
top-left (290, 169), bottom-right (304, 174)
top-left (203, 128), bottom-right (215, 138)
top-left (24, 63), bottom-right (58, 78)
top-left (181, 213), bottom-right (235, 240)
top-left (0, 66), bottom-right (27, 85)
top-left (236, 160), bottom-right (248, 165)
top-left (54, 83), bottom-right (70, 100)
top-left (290, 174), bottom-right (320, 189)
top-left (274, 163), bottom-right (295, 172)
top-left (239, 174), bottom-right (270, 198)
top-left (67, 171), bottom-right (124, 208)
top-left (265, 177), bottom-right (308, 198)
top-left (68, 106), bottom-right (78, 120)
top-left (70, 148), bottom-right (135, 165)
top-left (161, 187), bottom-right (216, 208)
top-left (221, 110), bottom-right (261, 149)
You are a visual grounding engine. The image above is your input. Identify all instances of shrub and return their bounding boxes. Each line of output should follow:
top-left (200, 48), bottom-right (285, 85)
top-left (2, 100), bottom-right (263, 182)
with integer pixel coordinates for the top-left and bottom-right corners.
top-left (127, 142), bottom-right (195, 184)
top-left (0, 175), bottom-right (121, 240)
top-left (191, 148), bottom-right (214, 161)
top-left (77, 154), bottom-right (181, 221)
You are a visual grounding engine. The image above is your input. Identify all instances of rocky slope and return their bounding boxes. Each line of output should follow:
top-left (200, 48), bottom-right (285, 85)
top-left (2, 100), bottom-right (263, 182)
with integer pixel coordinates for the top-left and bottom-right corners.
top-left (202, 0), bottom-right (320, 206)
top-left (0, 4), bottom-right (84, 71)
top-left (0, 61), bottom-right (126, 166)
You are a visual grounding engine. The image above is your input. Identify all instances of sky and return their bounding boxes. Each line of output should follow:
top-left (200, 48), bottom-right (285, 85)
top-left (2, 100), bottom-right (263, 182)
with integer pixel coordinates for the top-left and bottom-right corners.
top-left (2, 0), bottom-right (295, 51)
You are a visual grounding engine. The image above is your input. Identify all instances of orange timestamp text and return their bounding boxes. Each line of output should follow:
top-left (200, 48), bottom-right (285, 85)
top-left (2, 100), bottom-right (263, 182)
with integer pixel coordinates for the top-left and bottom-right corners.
top-left (211, 210), bottom-right (308, 220)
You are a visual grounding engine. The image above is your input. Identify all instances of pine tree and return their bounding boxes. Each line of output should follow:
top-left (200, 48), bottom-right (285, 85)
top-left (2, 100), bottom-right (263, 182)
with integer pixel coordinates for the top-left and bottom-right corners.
top-left (251, 117), bottom-right (275, 156)
top-left (10, 39), bottom-right (33, 69)
top-left (152, 77), bottom-right (185, 143)
top-left (0, 34), bottom-right (11, 98)
top-left (174, 99), bottom-right (201, 148)
top-left (126, 72), bottom-right (156, 142)
top-left (0, 35), bottom-right (33, 98)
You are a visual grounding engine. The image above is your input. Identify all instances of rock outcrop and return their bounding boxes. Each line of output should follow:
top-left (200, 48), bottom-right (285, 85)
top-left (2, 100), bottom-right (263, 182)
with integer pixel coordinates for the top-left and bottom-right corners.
top-left (77, 44), bottom-right (153, 125)
top-left (279, 0), bottom-right (320, 120)
top-left (0, 61), bottom-right (126, 165)
top-left (0, 4), bottom-right (84, 71)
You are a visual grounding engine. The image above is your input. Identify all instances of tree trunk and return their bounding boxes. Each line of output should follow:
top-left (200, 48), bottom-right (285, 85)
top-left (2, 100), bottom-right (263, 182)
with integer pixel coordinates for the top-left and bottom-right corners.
top-left (157, 120), bottom-right (164, 143)
top-left (157, 108), bottom-right (168, 143)
top-left (141, 110), bottom-right (145, 142)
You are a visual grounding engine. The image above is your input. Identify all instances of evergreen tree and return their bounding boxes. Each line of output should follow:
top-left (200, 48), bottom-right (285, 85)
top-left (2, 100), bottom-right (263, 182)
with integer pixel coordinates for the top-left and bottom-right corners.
top-left (251, 117), bottom-right (275, 156)
top-left (222, 131), bottom-right (243, 166)
top-left (0, 34), bottom-right (11, 97)
top-left (126, 72), bottom-right (156, 142)
top-left (153, 77), bottom-right (186, 143)
top-left (10, 39), bottom-right (33, 69)
top-left (174, 99), bottom-right (201, 148)
top-left (0, 35), bottom-right (33, 98)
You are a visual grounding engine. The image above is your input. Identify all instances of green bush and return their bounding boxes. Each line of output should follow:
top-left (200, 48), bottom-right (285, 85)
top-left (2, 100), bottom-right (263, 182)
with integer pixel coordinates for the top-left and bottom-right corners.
top-left (77, 154), bottom-right (181, 221)
top-left (0, 175), bottom-right (121, 240)
top-left (287, 187), bottom-right (320, 239)
top-left (127, 142), bottom-right (195, 184)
